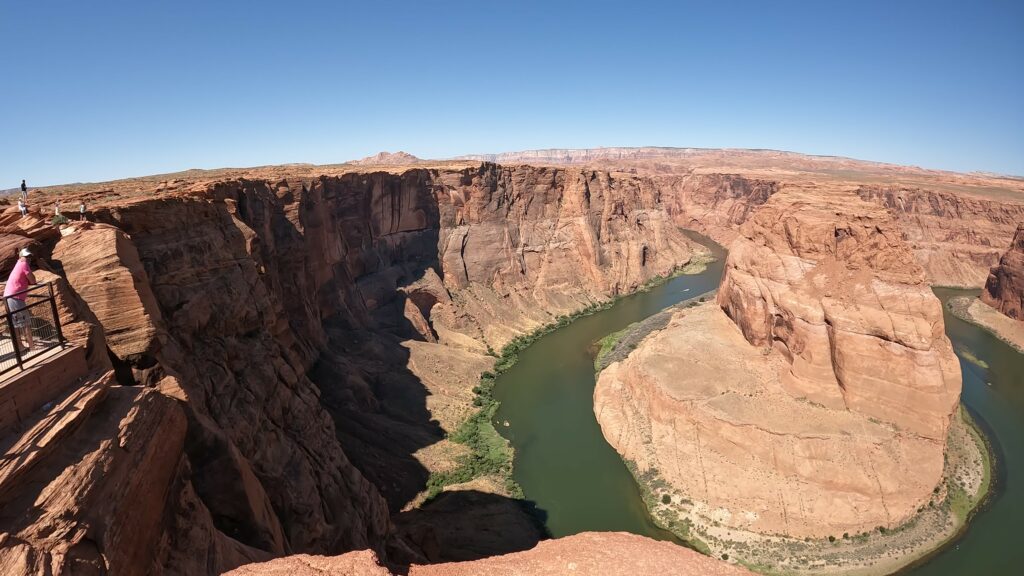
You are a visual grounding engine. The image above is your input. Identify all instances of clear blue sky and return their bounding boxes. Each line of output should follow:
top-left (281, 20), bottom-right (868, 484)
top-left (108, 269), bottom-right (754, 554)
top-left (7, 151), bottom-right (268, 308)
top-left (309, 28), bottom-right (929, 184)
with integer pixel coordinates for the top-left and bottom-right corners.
top-left (2, 0), bottom-right (1022, 185)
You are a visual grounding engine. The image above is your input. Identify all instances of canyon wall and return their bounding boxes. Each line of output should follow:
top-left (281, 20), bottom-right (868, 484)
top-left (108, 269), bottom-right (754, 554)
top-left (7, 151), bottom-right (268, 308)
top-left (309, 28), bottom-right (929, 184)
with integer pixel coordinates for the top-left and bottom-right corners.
top-left (663, 178), bottom-right (1024, 288)
top-left (857, 186), bottom-right (1024, 287)
top-left (0, 164), bottom-right (700, 574)
top-left (981, 224), bottom-right (1024, 319)
top-left (596, 189), bottom-right (962, 542)
top-left (658, 174), bottom-right (778, 245)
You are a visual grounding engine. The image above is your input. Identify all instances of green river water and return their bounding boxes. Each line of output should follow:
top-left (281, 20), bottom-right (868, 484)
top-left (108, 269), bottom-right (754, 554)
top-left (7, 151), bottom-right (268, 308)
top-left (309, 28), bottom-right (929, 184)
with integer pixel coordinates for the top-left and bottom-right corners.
top-left (492, 232), bottom-right (1024, 575)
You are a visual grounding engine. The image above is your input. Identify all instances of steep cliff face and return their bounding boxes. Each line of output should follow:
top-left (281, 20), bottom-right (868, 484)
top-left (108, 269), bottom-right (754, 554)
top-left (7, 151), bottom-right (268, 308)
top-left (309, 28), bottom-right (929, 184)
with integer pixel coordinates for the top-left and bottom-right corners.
top-left (857, 186), bottom-right (1024, 287)
top-left (596, 189), bottom-right (962, 545)
top-left (981, 224), bottom-right (1024, 319)
top-left (0, 164), bottom-right (699, 574)
top-left (659, 173), bottom-right (778, 244)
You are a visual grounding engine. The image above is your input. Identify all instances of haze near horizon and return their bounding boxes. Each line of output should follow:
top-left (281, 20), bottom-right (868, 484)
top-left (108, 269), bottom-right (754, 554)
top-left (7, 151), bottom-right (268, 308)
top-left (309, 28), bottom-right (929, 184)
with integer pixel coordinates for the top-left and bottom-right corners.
top-left (2, 0), bottom-right (1022, 185)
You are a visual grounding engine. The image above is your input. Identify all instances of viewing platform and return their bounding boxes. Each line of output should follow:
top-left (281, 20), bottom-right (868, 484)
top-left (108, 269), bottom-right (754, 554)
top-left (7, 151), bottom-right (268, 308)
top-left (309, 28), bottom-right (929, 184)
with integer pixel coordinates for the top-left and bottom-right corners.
top-left (0, 345), bottom-right (88, 437)
top-left (0, 281), bottom-right (88, 438)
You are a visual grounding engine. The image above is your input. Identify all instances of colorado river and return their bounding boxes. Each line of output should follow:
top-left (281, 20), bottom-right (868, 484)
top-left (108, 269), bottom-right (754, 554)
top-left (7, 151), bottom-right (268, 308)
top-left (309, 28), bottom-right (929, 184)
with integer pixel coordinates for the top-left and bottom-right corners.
top-left (492, 233), bottom-right (1023, 575)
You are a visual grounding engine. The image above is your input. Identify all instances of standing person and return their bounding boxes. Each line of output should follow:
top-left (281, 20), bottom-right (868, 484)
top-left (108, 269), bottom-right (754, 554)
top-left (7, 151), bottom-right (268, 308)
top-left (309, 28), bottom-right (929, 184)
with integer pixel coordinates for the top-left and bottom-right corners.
top-left (4, 248), bottom-right (36, 352)
top-left (17, 198), bottom-right (27, 218)
top-left (54, 200), bottom-right (61, 216)
top-left (20, 179), bottom-right (26, 201)
top-left (79, 201), bottom-right (86, 221)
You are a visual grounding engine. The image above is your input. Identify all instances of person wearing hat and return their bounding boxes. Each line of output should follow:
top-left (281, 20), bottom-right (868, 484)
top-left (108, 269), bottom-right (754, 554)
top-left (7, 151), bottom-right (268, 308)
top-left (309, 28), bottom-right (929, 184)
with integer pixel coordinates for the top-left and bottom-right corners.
top-left (3, 248), bottom-right (37, 351)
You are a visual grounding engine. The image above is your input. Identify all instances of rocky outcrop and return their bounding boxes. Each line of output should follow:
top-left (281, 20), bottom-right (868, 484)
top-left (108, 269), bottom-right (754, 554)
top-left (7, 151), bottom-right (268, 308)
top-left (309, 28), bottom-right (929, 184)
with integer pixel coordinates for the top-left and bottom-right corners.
top-left (52, 226), bottom-right (165, 364)
top-left (596, 189), bottom-right (962, 544)
top-left (981, 224), bottom-right (1024, 319)
top-left (0, 163), bottom-right (699, 574)
top-left (718, 189), bottom-right (961, 439)
top-left (224, 532), bottom-right (754, 576)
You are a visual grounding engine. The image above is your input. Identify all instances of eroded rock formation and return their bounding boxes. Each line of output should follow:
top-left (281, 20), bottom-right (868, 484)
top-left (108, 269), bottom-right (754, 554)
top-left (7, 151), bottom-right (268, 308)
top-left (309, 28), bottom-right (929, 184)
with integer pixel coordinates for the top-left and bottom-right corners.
top-left (595, 189), bottom-right (962, 543)
top-left (718, 190), bottom-right (961, 439)
top-left (981, 224), bottom-right (1024, 319)
top-left (857, 186), bottom-right (1024, 287)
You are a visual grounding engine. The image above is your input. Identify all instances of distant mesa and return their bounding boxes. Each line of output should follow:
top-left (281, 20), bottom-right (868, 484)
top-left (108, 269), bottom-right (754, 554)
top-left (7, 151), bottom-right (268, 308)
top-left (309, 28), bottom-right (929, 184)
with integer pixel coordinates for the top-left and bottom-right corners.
top-left (350, 151), bottom-right (422, 166)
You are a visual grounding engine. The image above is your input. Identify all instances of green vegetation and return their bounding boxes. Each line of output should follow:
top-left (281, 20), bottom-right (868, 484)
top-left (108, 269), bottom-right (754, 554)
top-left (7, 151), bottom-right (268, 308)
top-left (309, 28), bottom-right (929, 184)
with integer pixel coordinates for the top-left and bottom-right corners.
top-left (425, 369), bottom-right (521, 499)
top-left (624, 459), bottom-right (712, 555)
top-left (593, 324), bottom-right (633, 370)
top-left (52, 213), bottom-right (70, 226)
top-left (425, 298), bottom-right (621, 500)
top-left (948, 406), bottom-right (993, 523)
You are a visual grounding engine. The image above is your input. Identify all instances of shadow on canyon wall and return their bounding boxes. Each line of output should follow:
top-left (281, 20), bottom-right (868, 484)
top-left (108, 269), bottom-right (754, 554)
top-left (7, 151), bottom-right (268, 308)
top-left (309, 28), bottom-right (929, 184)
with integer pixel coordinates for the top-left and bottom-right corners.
top-left (310, 310), bottom-right (550, 564)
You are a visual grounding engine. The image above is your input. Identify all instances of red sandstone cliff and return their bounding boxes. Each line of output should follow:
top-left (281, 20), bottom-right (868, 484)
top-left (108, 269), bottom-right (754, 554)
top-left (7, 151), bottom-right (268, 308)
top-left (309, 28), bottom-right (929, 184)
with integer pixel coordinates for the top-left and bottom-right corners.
top-left (857, 186), bottom-right (1024, 287)
top-left (981, 224), bottom-right (1024, 320)
top-left (460, 148), bottom-right (1024, 288)
top-left (0, 164), bottom-right (700, 574)
top-left (717, 190), bottom-right (961, 439)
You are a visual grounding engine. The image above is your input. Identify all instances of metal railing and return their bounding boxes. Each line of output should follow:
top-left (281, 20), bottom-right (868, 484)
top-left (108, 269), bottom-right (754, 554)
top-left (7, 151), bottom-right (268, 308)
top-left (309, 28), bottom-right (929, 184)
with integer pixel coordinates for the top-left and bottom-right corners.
top-left (0, 282), bottom-right (65, 377)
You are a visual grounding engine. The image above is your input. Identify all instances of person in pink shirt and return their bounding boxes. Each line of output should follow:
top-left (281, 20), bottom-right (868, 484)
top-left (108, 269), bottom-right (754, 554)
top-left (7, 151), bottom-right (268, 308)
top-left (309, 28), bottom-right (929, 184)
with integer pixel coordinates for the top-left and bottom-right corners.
top-left (4, 248), bottom-right (37, 351)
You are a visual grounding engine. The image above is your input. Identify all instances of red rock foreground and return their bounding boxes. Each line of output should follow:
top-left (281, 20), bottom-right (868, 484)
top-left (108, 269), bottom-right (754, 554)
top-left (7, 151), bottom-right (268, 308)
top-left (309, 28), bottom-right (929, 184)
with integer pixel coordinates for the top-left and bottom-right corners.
top-left (224, 532), bottom-right (753, 576)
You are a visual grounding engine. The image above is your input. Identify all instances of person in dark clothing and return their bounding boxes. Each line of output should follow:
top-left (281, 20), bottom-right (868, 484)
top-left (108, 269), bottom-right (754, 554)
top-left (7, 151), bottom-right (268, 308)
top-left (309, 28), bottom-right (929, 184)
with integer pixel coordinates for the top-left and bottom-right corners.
top-left (20, 180), bottom-right (27, 202)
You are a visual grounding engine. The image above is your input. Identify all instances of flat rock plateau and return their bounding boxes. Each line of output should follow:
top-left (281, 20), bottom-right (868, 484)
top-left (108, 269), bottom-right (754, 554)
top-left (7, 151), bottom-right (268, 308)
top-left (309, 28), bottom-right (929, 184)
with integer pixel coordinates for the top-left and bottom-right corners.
top-left (0, 147), bottom-right (1019, 575)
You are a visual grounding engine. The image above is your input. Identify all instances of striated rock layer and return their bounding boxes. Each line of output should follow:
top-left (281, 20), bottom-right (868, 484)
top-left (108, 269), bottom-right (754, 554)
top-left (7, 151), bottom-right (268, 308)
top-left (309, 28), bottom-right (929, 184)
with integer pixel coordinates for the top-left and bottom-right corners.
top-left (857, 186), bottom-right (1024, 288)
top-left (981, 224), bottom-right (1024, 320)
top-left (596, 189), bottom-right (962, 539)
top-left (224, 532), bottom-right (754, 576)
top-left (459, 147), bottom-right (1024, 288)
top-left (0, 163), bottom-right (699, 574)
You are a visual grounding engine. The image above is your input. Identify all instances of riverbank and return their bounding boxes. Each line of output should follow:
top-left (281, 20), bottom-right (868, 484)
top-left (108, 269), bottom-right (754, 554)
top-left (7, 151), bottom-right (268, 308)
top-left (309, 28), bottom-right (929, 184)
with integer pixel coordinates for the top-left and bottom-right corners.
top-left (424, 248), bottom-right (718, 503)
top-left (594, 290), bottom-right (716, 372)
top-left (947, 296), bottom-right (1024, 354)
top-left (595, 304), bottom-right (994, 576)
